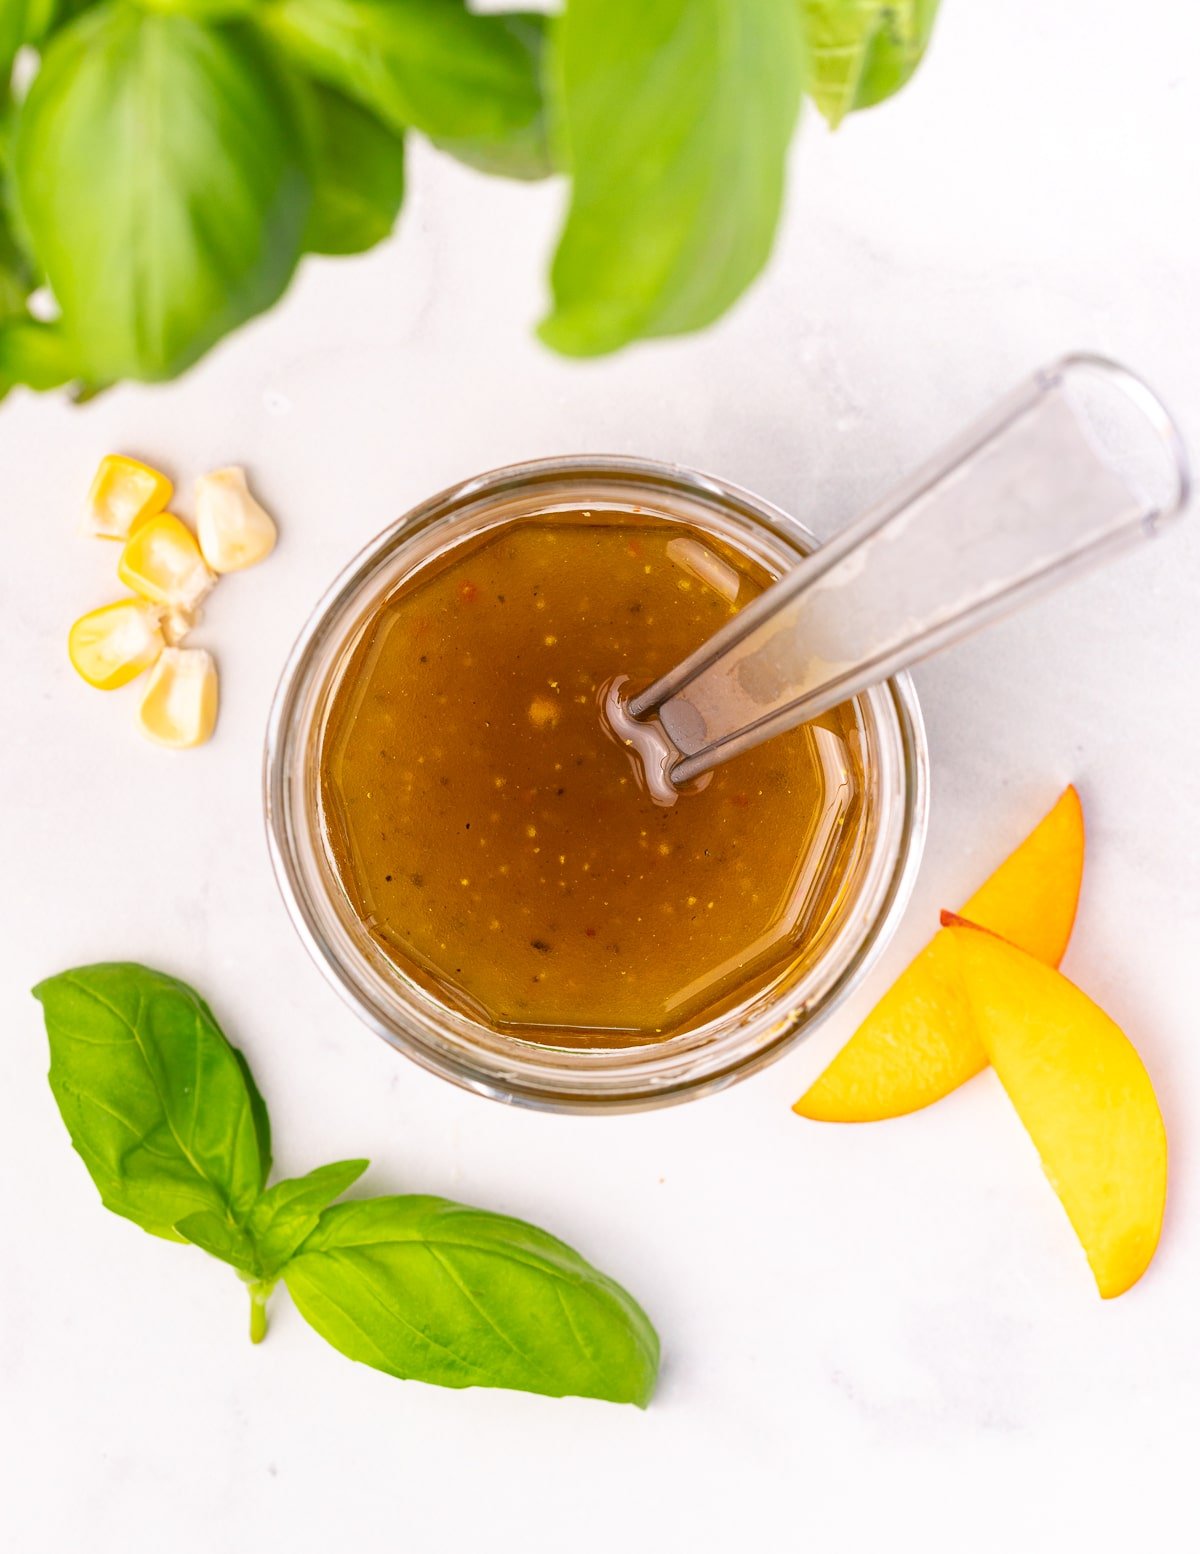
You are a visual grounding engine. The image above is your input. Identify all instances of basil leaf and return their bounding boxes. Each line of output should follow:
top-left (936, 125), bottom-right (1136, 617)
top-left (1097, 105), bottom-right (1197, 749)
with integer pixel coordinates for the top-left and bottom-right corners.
top-left (799, 0), bottom-right (941, 128)
top-left (304, 84), bottom-right (405, 256)
top-left (284, 1196), bottom-right (659, 1405)
top-left (12, 5), bottom-right (312, 382)
top-left (1, 0), bottom-right (27, 82)
top-left (0, 259), bottom-right (26, 320)
top-left (132, 0), bottom-right (261, 18)
top-left (33, 964), bottom-right (270, 1240)
top-left (540, 0), bottom-right (806, 357)
top-left (247, 1157), bottom-right (369, 1273)
top-left (0, 209), bottom-right (32, 319)
top-left (0, 0), bottom-right (89, 67)
top-left (430, 12), bottom-right (553, 181)
top-left (262, 0), bottom-right (547, 156)
top-left (0, 317), bottom-right (75, 397)
top-left (174, 1210), bottom-right (259, 1274)
top-left (19, 0), bottom-right (98, 48)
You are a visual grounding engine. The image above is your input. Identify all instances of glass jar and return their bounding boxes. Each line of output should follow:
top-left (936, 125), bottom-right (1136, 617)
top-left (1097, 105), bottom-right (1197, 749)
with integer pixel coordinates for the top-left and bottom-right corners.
top-left (264, 457), bottom-right (929, 1111)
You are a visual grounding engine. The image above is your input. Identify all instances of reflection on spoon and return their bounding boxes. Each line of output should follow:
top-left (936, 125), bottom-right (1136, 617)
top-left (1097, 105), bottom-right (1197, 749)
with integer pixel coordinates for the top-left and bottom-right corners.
top-left (599, 674), bottom-right (711, 808)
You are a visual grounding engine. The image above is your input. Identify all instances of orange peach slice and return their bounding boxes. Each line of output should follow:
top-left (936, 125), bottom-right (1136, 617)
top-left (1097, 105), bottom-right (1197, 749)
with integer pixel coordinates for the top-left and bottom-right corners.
top-left (942, 916), bottom-right (1166, 1297)
top-left (958, 785), bottom-right (1085, 965)
top-left (795, 787), bottom-right (1084, 1122)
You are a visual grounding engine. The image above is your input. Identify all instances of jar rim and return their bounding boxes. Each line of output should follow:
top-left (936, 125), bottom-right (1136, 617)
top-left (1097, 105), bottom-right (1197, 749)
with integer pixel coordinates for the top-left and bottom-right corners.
top-left (264, 454), bottom-right (929, 1112)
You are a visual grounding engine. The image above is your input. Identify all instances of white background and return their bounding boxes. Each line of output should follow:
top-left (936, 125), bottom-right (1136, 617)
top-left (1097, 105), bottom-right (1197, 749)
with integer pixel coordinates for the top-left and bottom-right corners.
top-left (3, 2), bottom-right (1199, 1549)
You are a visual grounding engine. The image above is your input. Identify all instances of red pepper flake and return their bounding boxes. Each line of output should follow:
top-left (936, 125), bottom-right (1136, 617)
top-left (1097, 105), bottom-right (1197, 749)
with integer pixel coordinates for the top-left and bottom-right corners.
top-left (731, 791), bottom-right (750, 808)
top-left (458, 580), bottom-right (478, 604)
top-left (626, 537), bottom-right (643, 559)
top-left (584, 927), bottom-right (597, 938)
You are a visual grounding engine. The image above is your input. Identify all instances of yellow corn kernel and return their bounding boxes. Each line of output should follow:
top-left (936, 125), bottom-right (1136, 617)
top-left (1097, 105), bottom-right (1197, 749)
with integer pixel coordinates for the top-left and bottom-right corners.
top-left (118, 513), bottom-right (214, 611)
top-left (195, 466), bottom-right (277, 572)
top-left (68, 599), bottom-right (164, 689)
top-left (137, 648), bottom-right (218, 749)
top-left (86, 455), bottom-right (173, 540)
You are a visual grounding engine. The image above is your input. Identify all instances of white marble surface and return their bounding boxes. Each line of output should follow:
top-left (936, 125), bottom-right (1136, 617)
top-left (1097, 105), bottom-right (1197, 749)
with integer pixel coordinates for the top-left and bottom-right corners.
top-left (3, 3), bottom-right (1199, 1548)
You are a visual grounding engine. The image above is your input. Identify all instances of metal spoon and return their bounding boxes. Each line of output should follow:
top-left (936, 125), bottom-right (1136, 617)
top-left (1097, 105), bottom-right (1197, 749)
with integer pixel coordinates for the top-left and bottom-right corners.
top-left (618, 355), bottom-right (1191, 797)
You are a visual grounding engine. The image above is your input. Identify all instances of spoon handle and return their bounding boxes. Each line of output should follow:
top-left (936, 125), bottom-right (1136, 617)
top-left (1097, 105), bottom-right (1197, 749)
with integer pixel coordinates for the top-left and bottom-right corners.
top-left (630, 354), bottom-right (1191, 785)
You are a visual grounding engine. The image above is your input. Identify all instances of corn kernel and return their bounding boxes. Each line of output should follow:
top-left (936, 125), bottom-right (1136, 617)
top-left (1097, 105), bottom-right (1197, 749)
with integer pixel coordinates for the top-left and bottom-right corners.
top-left (137, 648), bottom-right (218, 749)
top-left (68, 599), bottom-right (163, 690)
top-left (86, 455), bottom-right (172, 540)
top-left (195, 466), bottom-right (277, 573)
top-left (118, 513), bottom-right (214, 611)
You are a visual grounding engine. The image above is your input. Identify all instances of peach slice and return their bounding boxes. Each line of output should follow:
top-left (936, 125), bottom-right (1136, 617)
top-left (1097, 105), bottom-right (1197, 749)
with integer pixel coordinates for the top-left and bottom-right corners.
top-left (795, 787), bottom-right (1084, 1122)
top-left (942, 916), bottom-right (1166, 1297)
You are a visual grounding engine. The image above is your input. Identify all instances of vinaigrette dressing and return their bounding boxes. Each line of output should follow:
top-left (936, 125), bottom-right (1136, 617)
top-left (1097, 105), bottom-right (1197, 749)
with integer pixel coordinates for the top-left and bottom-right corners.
top-left (319, 512), bottom-right (867, 1045)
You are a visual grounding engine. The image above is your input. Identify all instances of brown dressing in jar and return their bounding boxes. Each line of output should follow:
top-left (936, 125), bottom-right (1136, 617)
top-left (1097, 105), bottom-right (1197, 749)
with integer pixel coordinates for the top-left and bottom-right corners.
top-left (319, 512), bottom-right (866, 1046)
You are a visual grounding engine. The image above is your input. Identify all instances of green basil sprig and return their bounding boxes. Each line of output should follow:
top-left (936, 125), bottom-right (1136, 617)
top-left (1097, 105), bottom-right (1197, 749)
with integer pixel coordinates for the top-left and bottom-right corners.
top-left (33, 963), bottom-right (659, 1405)
top-left (0, 0), bottom-right (942, 392)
